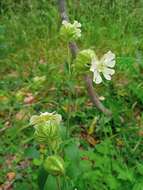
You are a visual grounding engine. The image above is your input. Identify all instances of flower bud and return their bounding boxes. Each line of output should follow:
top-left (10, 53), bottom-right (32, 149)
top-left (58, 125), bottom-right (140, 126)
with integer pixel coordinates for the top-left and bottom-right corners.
top-left (34, 123), bottom-right (61, 151)
top-left (43, 155), bottom-right (65, 176)
top-left (30, 112), bottom-right (62, 151)
top-left (76, 49), bottom-right (95, 70)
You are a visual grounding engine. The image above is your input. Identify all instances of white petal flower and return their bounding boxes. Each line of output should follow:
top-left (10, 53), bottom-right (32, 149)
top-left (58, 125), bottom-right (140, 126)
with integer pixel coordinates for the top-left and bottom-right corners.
top-left (60, 20), bottom-right (81, 41)
top-left (30, 112), bottom-right (62, 126)
top-left (90, 51), bottom-right (116, 84)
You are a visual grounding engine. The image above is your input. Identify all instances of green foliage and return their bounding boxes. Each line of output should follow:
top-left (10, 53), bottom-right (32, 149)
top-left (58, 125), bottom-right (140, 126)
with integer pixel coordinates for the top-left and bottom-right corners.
top-left (38, 167), bottom-right (48, 190)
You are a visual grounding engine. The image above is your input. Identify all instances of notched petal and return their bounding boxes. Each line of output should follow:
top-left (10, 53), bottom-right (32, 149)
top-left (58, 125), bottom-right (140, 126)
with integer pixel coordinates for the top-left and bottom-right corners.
top-left (101, 51), bottom-right (116, 68)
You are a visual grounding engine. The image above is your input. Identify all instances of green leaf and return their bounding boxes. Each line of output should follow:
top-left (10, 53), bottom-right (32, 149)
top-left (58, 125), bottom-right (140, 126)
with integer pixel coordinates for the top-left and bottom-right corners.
top-left (64, 141), bottom-right (80, 162)
top-left (14, 182), bottom-right (31, 190)
top-left (80, 160), bottom-right (92, 172)
top-left (117, 167), bottom-right (134, 182)
top-left (44, 175), bottom-right (57, 190)
top-left (136, 163), bottom-right (143, 175)
top-left (38, 167), bottom-right (48, 190)
top-left (33, 158), bottom-right (43, 166)
top-left (24, 146), bottom-right (39, 159)
top-left (106, 175), bottom-right (119, 190)
top-left (133, 181), bottom-right (143, 190)
top-left (64, 140), bottom-right (81, 179)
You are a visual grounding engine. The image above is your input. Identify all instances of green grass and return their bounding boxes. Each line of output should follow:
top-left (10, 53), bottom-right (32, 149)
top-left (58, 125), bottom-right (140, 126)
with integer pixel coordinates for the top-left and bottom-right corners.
top-left (0, 0), bottom-right (143, 189)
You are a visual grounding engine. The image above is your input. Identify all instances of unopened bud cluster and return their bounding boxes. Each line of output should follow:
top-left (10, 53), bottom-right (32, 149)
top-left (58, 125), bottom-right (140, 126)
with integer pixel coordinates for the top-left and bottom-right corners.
top-left (30, 112), bottom-right (62, 151)
top-left (30, 112), bottom-right (65, 176)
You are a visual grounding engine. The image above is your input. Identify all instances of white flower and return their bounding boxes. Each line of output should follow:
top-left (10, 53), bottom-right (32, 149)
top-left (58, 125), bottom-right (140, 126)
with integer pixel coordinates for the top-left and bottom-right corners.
top-left (90, 51), bottom-right (116, 84)
top-left (30, 112), bottom-right (62, 126)
top-left (73, 20), bottom-right (81, 38)
top-left (61, 20), bottom-right (81, 41)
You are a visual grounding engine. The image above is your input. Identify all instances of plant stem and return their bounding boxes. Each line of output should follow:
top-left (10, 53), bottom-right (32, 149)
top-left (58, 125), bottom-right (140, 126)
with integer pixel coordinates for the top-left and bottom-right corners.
top-left (66, 46), bottom-right (72, 137)
top-left (56, 176), bottom-right (61, 190)
top-left (58, 0), bottom-right (112, 117)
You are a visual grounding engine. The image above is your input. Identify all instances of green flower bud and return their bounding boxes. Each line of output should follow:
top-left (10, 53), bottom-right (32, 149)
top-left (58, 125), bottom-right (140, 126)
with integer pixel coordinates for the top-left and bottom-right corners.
top-left (60, 20), bottom-right (81, 42)
top-left (76, 49), bottom-right (95, 70)
top-left (34, 123), bottom-right (61, 151)
top-left (43, 155), bottom-right (65, 176)
top-left (30, 112), bottom-right (62, 152)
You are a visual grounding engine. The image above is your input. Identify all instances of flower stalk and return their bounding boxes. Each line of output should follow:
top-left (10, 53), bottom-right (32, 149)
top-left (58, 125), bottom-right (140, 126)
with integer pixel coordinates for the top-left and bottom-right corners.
top-left (58, 0), bottom-right (113, 116)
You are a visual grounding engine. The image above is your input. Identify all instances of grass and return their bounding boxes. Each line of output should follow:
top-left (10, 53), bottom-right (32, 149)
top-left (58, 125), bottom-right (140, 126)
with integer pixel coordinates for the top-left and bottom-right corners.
top-left (0, 0), bottom-right (143, 189)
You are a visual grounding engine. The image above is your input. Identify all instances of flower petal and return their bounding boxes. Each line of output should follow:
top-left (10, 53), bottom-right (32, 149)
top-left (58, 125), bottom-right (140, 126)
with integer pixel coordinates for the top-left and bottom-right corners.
top-left (75, 28), bottom-right (81, 37)
top-left (73, 20), bottom-right (81, 28)
top-left (103, 73), bottom-right (111, 80)
top-left (93, 71), bottom-right (102, 84)
top-left (96, 74), bottom-right (102, 84)
top-left (62, 20), bottom-right (68, 26)
top-left (92, 69), bottom-right (98, 81)
top-left (103, 68), bottom-right (115, 76)
top-left (101, 51), bottom-right (115, 68)
top-left (90, 58), bottom-right (99, 72)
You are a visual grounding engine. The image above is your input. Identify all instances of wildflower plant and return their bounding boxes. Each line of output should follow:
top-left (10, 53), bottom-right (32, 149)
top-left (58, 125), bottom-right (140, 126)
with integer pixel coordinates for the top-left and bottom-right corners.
top-left (60, 20), bottom-right (116, 84)
top-left (90, 51), bottom-right (116, 84)
top-left (30, 17), bottom-right (116, 190)
top-left (61, 20), bottom-right (114, 122)
top-left (76, 49), bottom-right (116, 84)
